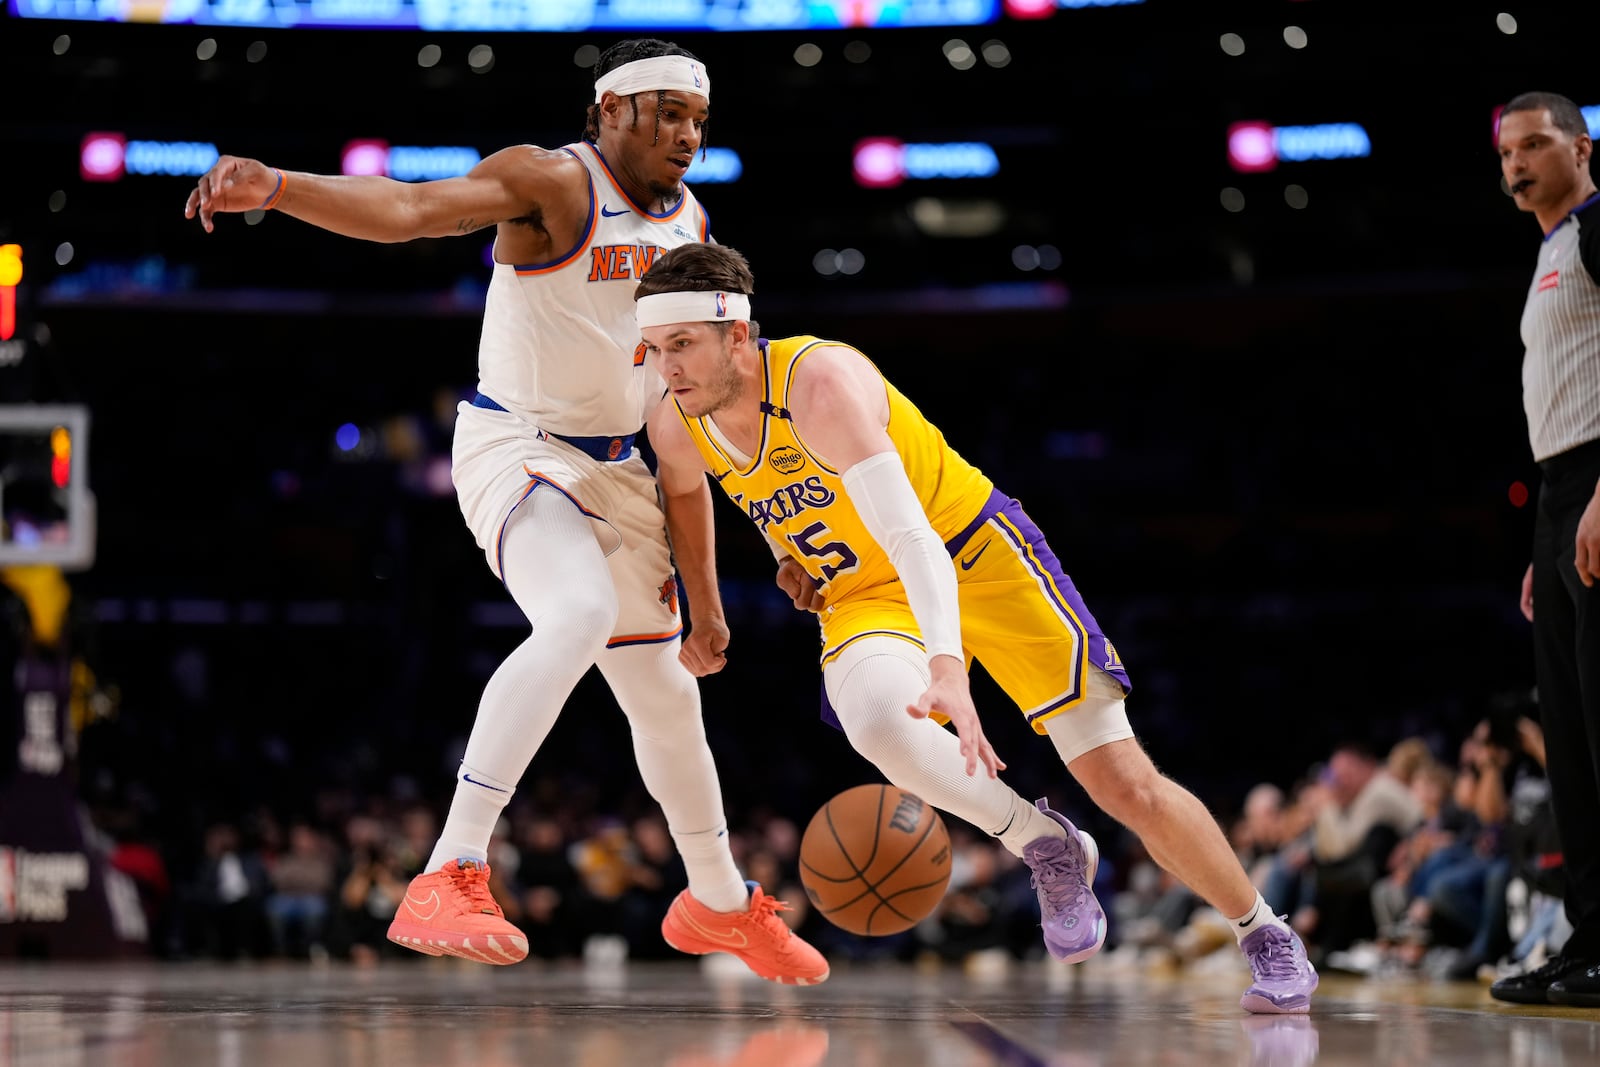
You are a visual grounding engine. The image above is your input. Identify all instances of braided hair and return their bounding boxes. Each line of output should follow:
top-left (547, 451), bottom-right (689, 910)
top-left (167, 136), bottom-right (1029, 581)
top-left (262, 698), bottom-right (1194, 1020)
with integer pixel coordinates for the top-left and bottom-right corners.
top-left (582, 38), bottom-right (709, 155)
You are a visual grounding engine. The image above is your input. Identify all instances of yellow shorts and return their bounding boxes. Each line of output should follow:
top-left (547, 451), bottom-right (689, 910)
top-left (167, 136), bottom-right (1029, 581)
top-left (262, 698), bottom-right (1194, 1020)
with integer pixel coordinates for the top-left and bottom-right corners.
top-left (819, 491), bottom-right (1130, 734)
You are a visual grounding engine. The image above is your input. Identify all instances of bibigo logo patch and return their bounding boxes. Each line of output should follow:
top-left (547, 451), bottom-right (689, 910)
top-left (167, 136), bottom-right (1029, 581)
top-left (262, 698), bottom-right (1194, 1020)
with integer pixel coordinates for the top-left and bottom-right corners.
top-left (768, 446), bottom-right (806, 474)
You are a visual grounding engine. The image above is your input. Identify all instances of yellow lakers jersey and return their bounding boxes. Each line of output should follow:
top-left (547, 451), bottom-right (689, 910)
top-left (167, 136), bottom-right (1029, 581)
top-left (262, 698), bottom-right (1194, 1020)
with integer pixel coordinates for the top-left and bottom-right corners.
top-left (676, 335), bottom-right (994, 605)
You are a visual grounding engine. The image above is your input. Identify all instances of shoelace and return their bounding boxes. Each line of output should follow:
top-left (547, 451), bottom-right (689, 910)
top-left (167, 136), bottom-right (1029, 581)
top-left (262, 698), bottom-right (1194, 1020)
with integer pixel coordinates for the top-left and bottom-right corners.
top-left (747, 888), bottom-right (795, 939)
top-left (1030, 844), bottom-right (1087, 915)
top-left (1250, 930), bottom-right (1302, 982)
top-left (447, 861), bottom-right (503, 916)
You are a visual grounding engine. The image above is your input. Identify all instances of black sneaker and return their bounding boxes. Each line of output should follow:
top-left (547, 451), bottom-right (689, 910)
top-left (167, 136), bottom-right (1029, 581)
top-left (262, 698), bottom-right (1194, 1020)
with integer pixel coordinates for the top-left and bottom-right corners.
top-left (1548, 961), bottom-right (1600, 1007)
top-left (1490, 955), bottom-right (1595, 1004)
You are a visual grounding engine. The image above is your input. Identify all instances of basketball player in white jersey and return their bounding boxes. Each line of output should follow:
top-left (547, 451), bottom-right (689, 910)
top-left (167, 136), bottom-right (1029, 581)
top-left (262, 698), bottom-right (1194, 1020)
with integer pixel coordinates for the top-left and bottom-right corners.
top-left (183, 39), bottom-right (828, 985)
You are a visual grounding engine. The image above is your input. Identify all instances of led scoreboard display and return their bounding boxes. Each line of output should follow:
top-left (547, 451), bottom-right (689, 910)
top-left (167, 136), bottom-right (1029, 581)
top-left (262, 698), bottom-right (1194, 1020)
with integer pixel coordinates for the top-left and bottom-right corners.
top-left (5, 0), bottom-right (1001, 31)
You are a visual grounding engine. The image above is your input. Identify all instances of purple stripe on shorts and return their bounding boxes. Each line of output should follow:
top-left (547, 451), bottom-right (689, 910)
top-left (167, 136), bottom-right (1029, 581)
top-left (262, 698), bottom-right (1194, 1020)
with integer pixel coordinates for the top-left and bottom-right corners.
top-left (817, 491), bottom-right (1130, 733)
top-left (821, 678), bottom-right (843, 732)
top-left (988, 498), bottom-right (1131, 723)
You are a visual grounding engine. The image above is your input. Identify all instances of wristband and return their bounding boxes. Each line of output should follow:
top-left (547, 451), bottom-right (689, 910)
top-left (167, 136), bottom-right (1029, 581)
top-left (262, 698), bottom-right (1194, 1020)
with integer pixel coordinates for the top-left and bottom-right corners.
top-left (257, 168), bottom-right (286, 211)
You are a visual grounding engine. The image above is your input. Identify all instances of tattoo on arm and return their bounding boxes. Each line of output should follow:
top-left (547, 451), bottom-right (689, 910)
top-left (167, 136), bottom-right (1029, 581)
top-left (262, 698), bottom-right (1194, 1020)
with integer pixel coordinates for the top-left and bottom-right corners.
top-left (454, 217), bottom-right (490, 234)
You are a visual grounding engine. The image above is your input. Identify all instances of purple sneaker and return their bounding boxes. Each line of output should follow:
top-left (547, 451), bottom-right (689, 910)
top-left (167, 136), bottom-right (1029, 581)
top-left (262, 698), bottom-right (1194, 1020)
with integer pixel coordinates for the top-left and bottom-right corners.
top-left (1023, 798), bottom-right (1105, 963)
top-left (1239, 923), bottom-right (1318, 1013)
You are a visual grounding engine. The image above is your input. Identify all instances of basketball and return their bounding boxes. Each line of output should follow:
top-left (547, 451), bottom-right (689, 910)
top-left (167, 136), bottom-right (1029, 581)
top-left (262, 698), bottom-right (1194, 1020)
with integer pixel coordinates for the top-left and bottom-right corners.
top-left (798, 784), bottom-right (952, 936)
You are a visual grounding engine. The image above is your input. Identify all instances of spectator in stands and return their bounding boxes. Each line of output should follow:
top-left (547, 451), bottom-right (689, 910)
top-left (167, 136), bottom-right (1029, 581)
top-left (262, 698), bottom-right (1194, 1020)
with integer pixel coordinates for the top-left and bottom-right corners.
top-left (263, 822), bottom-right (336, 959)
top-left (514, 813), bottom-right (587, 960)
top-left (329, 815), bottom-right (411, 964)
top-left (193, 821), bottom-right (270, 960)
top-left (1268, 743), bottom-right (1423, 957)
top-left (1236, 783), bottom-right (1289, 892)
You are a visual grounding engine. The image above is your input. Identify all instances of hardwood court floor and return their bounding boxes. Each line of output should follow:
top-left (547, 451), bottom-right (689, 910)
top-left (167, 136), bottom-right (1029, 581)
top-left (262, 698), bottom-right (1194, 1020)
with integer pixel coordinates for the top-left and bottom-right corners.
top-left (2, 955), bottom-right (1597, 1066)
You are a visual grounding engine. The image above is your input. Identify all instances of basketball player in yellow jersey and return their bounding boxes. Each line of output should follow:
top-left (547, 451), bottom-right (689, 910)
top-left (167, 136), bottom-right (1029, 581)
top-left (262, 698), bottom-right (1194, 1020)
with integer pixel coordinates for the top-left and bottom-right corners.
top-left (636, 244), bottom-right (1319, 1013)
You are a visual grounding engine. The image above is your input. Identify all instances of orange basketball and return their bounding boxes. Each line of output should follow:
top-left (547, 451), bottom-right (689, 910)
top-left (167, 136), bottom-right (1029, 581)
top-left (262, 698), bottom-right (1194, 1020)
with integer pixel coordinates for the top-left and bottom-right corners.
top-left (798, 784), bottom-right (952, 936)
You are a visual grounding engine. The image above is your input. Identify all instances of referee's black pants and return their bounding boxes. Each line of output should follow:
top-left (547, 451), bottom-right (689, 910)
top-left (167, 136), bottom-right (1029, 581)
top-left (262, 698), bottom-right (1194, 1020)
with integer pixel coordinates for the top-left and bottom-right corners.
top-left (1534, 436), bottom-right (1600, 960)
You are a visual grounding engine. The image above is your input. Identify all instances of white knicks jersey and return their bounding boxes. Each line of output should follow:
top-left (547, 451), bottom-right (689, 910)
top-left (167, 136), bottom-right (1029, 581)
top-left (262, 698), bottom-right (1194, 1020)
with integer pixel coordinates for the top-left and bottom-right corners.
top-left (475, 140), bottom-right (711, 437)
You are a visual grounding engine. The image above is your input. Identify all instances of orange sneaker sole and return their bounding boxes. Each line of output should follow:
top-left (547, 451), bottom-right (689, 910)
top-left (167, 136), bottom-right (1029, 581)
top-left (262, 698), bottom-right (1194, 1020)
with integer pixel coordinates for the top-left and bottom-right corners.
top-left (386, 920), bottom-right (528, 965)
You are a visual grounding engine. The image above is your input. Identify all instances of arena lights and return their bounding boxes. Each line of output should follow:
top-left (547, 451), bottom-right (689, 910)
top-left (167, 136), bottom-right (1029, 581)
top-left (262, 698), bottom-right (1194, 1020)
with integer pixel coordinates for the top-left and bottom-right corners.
top-left (330, 141), bottom-right (751, 188)
top-left (50, 425), bottom-right (71, 489)
top-left (853, 139), bottom-right (1000, 188)
top-left (0, 246), bottom-right (19, 341)
top-left (5, 0), bottom-right (1001, 31)
top-left (684, 147), bottom-right (743, 184)
top-left (341, 141), bottom-right (481, 181)
top-left (1227, 122), bottom-right (1371, 173)
top-left (80, 134), bottom-right (219, 182)
top-left (1004, 0), bottom-right (1141, 13)
top-left (80, 133), bottom-right (124, 182)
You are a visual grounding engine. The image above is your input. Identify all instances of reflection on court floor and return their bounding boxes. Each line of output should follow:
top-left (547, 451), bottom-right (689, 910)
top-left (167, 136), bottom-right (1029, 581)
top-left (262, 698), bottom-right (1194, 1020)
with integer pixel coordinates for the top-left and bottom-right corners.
top-left (0, 958), bottom-right (1596, 1066)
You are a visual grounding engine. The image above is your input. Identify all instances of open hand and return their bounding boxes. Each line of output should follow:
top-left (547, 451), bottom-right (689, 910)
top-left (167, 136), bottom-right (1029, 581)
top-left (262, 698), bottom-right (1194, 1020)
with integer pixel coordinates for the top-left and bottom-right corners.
top-left (906, 657), bottom-right (1005, 778)
top-left (184, 155), bottom-right (278, 233)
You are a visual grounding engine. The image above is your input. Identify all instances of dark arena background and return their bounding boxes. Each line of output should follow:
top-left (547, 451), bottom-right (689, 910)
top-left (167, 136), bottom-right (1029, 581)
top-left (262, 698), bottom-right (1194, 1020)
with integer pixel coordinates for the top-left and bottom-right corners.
top-left (2, 2), bottom-right (1600, 1064)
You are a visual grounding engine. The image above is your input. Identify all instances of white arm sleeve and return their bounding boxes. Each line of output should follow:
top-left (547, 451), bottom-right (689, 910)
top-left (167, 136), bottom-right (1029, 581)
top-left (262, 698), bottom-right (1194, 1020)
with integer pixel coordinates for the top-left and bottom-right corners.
top-left (839, 451), bottom-right (964, 662)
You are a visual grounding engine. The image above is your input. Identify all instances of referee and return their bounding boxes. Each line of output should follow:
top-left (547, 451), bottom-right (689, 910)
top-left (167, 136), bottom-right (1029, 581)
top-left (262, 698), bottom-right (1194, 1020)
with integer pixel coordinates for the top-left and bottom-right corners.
top-left (1490, 91), bottom-right (1600, 1008)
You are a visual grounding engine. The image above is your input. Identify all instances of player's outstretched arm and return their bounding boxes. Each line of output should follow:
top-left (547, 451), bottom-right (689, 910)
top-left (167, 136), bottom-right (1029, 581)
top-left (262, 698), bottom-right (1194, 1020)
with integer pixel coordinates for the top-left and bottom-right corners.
top-left (183, 145), bottom-right (585, 243)
top-left (648, 396), bottom-right (729, 678)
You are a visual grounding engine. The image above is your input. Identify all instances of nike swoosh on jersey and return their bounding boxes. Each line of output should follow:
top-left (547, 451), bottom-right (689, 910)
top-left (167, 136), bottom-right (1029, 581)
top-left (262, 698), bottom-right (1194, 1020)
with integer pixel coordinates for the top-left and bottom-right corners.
top-left (405, 890), bottom-right (442, 921)
top-left (673, 899), bottom-right (749, 947)
top-left (462, 773), bottom-right (509, 792)
top-left (600, 204), bottom-right (630, 217)
top-left (960, 542), bottom-right (991, 570)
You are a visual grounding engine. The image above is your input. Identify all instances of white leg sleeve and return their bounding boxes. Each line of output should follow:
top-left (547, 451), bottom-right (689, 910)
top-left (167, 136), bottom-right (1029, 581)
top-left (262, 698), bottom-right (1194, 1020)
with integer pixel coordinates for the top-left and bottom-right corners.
top-left (597, 639), bottom-right (748, 911)
top-left (824, 636), bottom-right (1036, 847)
top-left (428, 489), bottom-right (618, 870)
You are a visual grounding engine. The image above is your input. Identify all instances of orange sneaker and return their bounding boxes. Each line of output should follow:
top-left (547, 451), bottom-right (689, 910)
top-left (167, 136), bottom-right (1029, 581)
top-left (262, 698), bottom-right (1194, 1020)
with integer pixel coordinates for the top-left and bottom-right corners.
top-left (386, 859), bottom-right (528, 965)
top-left (660, 883), bottom-right (830, 986)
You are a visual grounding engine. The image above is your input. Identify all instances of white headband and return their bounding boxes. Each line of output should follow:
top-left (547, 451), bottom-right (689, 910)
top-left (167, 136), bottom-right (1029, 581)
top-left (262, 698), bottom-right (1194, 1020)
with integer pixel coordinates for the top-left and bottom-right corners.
top-left (594, 56), bottom-right (710, 104)
top-left (636, 290), bottom-right (751, 329)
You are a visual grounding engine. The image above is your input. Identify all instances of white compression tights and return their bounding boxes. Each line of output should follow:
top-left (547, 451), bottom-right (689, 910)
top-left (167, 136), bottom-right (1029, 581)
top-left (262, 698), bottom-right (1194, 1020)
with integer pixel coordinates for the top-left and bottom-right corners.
top-left (429, 489), bottom-right (618, 870)
top-left (598, 638), bottom-right (746, 909)
top-left (824, 638), bottom-right (1062, 857)
top-left (428, 490), bottom-right (745, 909)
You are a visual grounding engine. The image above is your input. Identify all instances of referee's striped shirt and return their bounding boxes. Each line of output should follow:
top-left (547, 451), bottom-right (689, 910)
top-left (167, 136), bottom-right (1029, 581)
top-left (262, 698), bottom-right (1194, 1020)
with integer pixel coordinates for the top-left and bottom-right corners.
top-left (1521, 192), bottom-right (1600, 462)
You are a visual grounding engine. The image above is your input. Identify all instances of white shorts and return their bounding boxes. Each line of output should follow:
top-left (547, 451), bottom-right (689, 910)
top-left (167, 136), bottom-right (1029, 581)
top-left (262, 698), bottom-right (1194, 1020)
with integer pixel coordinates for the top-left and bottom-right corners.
top-left (452, 401), bottom-right (681, 647)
